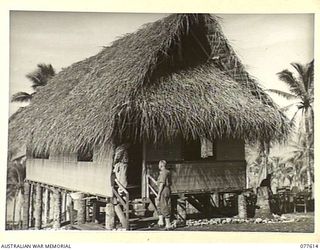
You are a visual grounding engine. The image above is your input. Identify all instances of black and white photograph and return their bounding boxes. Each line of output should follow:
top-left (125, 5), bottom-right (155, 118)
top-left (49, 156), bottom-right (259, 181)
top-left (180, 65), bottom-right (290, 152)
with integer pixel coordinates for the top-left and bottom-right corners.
top-left (5, 9), bottom-right (316, 237)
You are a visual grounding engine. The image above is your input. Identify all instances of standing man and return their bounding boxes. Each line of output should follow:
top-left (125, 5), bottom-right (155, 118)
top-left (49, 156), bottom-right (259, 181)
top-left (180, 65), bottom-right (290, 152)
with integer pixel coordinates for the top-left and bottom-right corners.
top-left (156, 160), bottom-right (172, 230)
top-left (113, 144), bottom-right (129, 195)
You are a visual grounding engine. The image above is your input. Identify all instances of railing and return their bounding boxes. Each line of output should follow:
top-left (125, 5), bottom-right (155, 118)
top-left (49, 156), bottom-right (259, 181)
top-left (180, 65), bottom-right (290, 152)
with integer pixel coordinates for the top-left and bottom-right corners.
top-left (146, 174), bottom-right (158, 198)
top-left (112, 179), bottom-right (129, 227)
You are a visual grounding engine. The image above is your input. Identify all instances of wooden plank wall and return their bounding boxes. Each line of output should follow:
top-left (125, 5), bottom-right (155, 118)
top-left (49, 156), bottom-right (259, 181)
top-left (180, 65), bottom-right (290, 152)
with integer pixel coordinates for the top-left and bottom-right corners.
top-left (214, 139), bottom-right (245, 161)
top-left (148, 161), bottom-right (246, 194)
top-left (146, 139), bottom-right (183, 162)
top-left (26, 143), bottom-right (114, 197)
top-left (146, 138), bottom-right (245, 162)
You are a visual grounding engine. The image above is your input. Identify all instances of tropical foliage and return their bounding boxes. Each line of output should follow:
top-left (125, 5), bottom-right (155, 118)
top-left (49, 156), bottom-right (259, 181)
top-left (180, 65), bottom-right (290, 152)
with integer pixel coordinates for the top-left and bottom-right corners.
top-left (6, 158), bottom-right (26, 228)
top-left (267, 60), bottom-right (314, 186)
top-left (11, 63), bottom-right (55, 103)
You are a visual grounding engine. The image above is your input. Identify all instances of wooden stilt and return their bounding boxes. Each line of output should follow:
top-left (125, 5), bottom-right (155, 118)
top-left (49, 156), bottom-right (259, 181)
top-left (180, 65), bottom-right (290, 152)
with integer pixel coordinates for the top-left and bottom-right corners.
top-left (28, 184), bottom-right (34, 228)
top-left (141, 138), bottom-right (147, 198)
top-left (86, 199), bottom-right (90, 223)
top-left (92, 201), bottom-right (97, 223)
top-left (114, 203), bottom-right (128, 229)
top-left (49, 189), bottom-right (54, 222)
top-left (61, 192), bottom-right (67, 222)
top-left (43, 188), bottom-right (50, 227)
top-left (34, 184), bottom-right (43, 229)
top-left (171, 196), bottom-right (177, 219)
top-left (238, 193), bottom-right (247, 219)
top-left (211, 192), bottom-right (220, 208)
top-left (177, 196), bottom-right (187, 225)
top-left (22, 182), bottom-right (30, 229)
top-left (76, 193), bottom-right (85, 225)
top-left (69, 199), bottom-right (75, 225)
top-left (52, 189), bottom-right (61, 229)
top-left (105, 197), bottom-right (115, 230)
top-left (65, 193), bottom-right (70, 222)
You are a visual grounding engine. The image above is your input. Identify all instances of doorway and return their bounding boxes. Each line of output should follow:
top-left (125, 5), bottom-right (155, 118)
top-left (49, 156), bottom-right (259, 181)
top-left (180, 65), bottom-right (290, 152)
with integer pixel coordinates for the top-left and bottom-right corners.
top-left (127, 142), bottom-right (142, 198)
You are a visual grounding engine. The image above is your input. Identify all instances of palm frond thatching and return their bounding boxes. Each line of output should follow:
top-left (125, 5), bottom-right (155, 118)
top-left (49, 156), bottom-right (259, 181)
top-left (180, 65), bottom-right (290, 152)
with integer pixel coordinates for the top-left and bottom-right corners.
top-left (8, 14), bottom-right (290, 154)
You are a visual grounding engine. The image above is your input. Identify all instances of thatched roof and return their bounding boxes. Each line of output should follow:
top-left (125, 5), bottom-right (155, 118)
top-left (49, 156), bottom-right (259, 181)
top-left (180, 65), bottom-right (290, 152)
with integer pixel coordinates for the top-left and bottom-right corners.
top-left (9, 14), bottom-right (290, 154)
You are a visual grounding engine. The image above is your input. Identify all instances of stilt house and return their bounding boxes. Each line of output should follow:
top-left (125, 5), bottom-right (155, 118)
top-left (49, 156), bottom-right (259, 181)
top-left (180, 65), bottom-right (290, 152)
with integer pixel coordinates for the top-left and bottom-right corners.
top-left (8, 14), bottom-right (289, 230)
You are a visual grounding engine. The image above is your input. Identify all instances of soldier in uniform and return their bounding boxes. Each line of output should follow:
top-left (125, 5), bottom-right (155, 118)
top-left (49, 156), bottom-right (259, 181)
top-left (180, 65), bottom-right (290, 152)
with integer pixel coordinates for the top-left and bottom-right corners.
top-left (156, 160), bottom-right (172, 229)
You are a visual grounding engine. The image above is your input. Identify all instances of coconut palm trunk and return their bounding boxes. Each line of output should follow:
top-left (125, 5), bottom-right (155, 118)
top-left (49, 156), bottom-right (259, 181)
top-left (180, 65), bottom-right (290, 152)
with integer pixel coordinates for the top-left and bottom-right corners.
top-left (304, 108), bottom-right (312, 187)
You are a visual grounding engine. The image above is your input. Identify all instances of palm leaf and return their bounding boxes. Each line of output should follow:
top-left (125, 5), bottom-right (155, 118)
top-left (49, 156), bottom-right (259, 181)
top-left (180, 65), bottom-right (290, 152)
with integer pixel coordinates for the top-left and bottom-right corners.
top-left (27, 63), bottom-right (56, 90)
top-left (291, 62), bottom-right (306, 83)
top-left (11, 92), bottom-right (33, 102)
top-left (305, 60), bottom-right (314, 94)
top-left (277, 69), bottom-right (305, 98)
top-left (289, 109), bottom-right (300, 128)
top-left (280, 103), bottom-right (297, 112)
top-left (266, 89), bottom-right (297, 100)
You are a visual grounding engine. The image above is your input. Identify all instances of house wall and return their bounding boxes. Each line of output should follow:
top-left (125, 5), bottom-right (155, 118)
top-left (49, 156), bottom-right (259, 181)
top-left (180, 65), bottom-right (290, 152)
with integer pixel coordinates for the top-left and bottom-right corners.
top-left (147, 160), bottom-right (246, 194)
top-left (146, 139), bottom-right (183, 162)
top-left (214, 139), bottom-right (245, 161)
top-left (25, 138), bottom-right (246, 196)
top-left (146, 138), bottom-right (246, 194)
top-left (146, 138), bottom-right (245, 162)
top-left (26, 143), bottom-right (114, 197)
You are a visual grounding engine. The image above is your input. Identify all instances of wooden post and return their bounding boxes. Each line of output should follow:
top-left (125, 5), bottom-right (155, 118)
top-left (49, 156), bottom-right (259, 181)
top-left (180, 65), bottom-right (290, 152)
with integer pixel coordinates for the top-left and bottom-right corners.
top-left (34, 184), bottom-right (43, 229)
top-left (141, 138), bottom-right (147, 198)
top-left (65, 193), bottom-right (70, 222)
top-left (22, 182), bottom-right (30, 229)
top-left (61, 192), bottom-right (65, 222)
top-left (29, 184), bottom-right (34, 228)
top-left (86, 199), bottom-right (90, 223)
top-left (177, 196), bottom-right (187, 225)
top-left (61, 191), bottom-right (67, 222)
top-left (92, 201), bottom-right (97, 223)
top-left (43, 188), bottom-right (50, 227)
top-left (218, 193), bottom-right (224, 208)
top-left (171, 196), bottom-right (177, 219)
top-left (105, 197), bottom-right (115, 230)
top-left (211, 192), bottom-right (220, 208)
top-left (52, 189), bottom-right (61, 229)
top-left (238, 193), bottom-right (247, 219)
top-left (69, 199), bottom-right (75, 225)
top-left (114, 203), bottom-right (128, 229)
top-left (75, 193), bottom-right (86, 225)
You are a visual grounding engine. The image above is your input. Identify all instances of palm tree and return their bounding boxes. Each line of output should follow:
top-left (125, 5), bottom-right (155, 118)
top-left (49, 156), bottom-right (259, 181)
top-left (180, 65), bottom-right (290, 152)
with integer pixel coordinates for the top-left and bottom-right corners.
top-left (284, 132), bottom-right (314, 188)
top-left (246, 142), bottom-right (272, 189)
top-left (11, 63), bottom-right (55, 103)
top-left (268, 156), bottom-right (295, 189)
top-left (6, 159), bottom-right (26, 229)
top-left (267, 60), bottom-right (314, 186)
top-left (245, 144), bottom-right (263, 188)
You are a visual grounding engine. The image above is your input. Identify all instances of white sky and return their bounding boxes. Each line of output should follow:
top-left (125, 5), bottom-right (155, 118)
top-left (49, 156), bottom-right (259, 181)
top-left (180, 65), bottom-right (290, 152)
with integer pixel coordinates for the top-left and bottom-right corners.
top-left (9, 12), bottom-right (314, 117)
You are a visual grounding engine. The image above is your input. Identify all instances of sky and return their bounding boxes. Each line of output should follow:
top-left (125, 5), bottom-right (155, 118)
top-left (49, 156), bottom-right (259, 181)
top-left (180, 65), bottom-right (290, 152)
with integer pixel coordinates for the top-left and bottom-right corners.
top-left (9, 12), bottom-right (314, 117)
